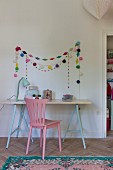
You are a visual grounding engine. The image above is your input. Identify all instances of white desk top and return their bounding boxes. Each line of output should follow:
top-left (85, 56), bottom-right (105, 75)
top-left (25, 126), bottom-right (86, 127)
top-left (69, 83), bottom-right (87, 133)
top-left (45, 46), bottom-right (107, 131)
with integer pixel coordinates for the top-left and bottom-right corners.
top-left (0, 99), bottom-right (92, 105)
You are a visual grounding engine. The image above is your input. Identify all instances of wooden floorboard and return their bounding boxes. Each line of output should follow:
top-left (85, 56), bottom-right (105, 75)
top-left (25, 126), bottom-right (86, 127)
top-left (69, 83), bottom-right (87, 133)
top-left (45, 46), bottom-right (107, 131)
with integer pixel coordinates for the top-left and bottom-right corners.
top-left (1, 133), bottom-right (113, 168)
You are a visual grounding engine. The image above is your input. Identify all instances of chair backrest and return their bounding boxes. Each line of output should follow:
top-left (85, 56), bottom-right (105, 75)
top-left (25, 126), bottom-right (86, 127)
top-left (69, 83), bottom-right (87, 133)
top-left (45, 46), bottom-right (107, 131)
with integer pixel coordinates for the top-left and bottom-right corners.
top-left (25, 98), bottom-right (48, 127)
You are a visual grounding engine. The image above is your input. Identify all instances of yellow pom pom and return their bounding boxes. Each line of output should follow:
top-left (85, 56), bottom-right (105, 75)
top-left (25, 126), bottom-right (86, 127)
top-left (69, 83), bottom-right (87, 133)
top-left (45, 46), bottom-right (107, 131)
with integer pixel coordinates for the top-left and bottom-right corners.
top-left (16, 63), bottom-right (18, 67)
top-left (76, 59), bottom-right (79, 64)
top-left (48, 65), bottom-right (52, 69)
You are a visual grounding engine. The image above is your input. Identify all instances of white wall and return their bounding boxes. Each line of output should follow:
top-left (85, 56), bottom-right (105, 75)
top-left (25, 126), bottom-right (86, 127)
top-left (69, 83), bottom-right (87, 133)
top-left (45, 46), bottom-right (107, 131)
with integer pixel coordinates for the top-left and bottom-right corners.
top-left (0, 0), bottom-right (113, 138)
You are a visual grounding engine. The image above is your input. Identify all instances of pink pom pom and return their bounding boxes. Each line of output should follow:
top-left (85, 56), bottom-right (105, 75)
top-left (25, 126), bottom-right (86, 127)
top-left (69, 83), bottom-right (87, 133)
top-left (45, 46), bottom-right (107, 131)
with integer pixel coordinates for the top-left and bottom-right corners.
top-left (14, 73), bottom-right (18, 77)
top-left (26, 58), bottom-right (30, 63)
top-left (79, 56), bottom-right (83, 60)
top-left (29, 54), bottom-right (33, 57)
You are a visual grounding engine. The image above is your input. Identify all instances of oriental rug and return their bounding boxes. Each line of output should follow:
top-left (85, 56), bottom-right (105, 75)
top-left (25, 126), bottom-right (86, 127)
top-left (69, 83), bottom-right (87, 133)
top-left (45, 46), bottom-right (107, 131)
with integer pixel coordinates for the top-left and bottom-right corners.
top-left (2, 156), bottom-right (113, 170)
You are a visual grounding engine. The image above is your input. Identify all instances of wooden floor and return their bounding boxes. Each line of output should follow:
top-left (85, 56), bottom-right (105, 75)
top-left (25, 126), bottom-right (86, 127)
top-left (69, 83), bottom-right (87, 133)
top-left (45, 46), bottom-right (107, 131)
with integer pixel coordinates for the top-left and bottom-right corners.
top-left (1, 132), bottom-right (113, 168)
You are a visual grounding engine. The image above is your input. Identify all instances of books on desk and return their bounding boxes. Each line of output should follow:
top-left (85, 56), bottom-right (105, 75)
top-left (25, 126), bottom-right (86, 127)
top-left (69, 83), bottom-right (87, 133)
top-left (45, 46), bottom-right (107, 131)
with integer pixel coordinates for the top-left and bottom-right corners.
top-left (62, 94), bottom-right (73, 102)
top-left (62, 98), bottom-right (73, 102)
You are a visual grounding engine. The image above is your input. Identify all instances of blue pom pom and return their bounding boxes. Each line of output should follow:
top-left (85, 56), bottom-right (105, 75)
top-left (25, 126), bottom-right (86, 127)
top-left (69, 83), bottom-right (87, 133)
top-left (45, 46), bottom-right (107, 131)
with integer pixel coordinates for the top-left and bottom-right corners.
top-left (20, 53), bottom-right (24, 57)
top-left (55, 64), bottom-right (59, 68)
top-left (75, 41), bottom-right (80, 46)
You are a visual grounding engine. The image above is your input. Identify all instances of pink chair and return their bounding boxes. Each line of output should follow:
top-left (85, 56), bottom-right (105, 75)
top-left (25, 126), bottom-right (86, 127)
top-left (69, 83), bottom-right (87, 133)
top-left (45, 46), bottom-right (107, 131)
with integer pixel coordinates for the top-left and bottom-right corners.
top-left (25, 98), bottom-right (62, 159)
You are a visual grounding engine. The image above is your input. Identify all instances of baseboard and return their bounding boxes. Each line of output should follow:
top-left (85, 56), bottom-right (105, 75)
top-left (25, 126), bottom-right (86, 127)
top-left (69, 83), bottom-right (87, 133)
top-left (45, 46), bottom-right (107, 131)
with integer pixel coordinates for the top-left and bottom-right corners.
top-left (0, 130), bottom-right (104, 138)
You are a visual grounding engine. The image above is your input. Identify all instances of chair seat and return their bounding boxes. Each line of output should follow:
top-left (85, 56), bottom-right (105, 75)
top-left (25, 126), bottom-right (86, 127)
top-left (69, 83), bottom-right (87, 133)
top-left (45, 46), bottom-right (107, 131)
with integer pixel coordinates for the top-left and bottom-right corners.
top-left (30, 119), bottom-right (61, 127)
top-left (45, 119), bottom-right (61, 126)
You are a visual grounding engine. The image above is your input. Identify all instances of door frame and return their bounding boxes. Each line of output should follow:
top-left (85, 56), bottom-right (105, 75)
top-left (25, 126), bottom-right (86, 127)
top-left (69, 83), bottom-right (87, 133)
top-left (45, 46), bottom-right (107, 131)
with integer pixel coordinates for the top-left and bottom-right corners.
top-left (102, 31), bottom-right (113, 138)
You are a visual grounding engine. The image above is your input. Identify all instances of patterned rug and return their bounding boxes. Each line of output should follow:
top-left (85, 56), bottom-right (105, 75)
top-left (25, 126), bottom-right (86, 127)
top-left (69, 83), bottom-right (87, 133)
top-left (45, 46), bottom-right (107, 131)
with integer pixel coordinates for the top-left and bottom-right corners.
top-left (2, 156), bottom-right (113, 170)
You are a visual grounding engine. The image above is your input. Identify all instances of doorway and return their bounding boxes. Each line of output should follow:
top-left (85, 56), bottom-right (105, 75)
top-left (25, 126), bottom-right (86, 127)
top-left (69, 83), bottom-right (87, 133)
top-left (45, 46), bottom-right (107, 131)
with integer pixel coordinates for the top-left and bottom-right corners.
top-left (107, 36), bottom-right (113, 135)
top-left (102, 31), bottom-right (113, 138)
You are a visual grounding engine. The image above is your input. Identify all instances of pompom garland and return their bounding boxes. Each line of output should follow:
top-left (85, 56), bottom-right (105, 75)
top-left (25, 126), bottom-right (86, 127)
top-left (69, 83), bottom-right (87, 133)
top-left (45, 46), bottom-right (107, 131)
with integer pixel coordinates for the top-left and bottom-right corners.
top-left (13, 41), bottom-right (83, 89)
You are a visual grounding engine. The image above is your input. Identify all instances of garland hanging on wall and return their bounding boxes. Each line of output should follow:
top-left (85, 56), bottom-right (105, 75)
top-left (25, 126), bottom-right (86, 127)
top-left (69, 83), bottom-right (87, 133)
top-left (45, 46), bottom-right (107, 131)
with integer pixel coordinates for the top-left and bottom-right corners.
top-left (13, 41), bottom-right (83, 88)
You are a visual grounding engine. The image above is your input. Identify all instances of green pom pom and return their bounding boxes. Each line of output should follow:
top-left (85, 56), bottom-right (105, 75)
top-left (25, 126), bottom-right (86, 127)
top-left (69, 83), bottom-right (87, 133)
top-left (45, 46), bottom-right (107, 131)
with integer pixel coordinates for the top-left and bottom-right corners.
top-left (77, 52), bottom-right (80, 56)
top-left (76, 65), bottom-right (80, 69)
top-left (75, 41), bottom-right (80, 46)
top-left (15, 67), bottom-right (19, 71)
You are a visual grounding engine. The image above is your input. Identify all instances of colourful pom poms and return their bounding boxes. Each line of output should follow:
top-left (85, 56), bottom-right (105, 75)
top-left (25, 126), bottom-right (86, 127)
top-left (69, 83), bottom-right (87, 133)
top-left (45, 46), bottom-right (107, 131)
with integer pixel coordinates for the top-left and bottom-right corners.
top-left (20, 53), bottom-right (24, 57)
top-left (76, 65), bottom-right (80, 69)
top-left (79, 56), bottom-right (83, 61)
top-left (76, 80), bottom-right (80, 84)
top-left (62, 59), bottom-right (66, 63)
top-left (48, 65), bottom-right (52, 69)
top-left (55, 64), bottom-right (59, 68)
top-left (26, 58), bottom-right (30, 63)
top-left (75, 41), bottom-right (80, 46)
top-left (14, 73), bottom-right (18, 77)
top-left (15, 46), bottom-right (21, 51)
top-left (33, 63), bottom-right (37, 66)
top-left (63, 52), bottom-right (68, 55)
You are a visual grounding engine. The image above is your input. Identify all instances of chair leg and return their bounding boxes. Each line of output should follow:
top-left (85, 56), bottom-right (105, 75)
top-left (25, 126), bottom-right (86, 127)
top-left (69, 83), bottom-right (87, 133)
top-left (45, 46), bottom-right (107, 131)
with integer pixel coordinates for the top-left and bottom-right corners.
top-left (40, 129), bottom-right (43, 148)
top-left (26, 126), bottom-right (32, 155)
top-left (42, 127), bottom-right (47, 160)
top-left (58, 123), bottom-right (62, 152)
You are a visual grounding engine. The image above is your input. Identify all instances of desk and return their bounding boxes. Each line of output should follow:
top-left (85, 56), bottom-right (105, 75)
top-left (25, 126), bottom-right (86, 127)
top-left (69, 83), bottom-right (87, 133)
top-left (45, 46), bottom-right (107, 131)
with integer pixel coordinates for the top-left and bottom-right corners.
top-left (0, 99), bottom-right (92, 149)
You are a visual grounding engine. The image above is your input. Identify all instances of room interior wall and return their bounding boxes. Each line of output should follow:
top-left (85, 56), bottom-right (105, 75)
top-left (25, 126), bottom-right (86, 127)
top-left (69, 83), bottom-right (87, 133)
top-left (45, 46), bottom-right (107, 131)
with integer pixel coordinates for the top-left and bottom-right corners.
top-left (0, 0), bottom-right (113, 138)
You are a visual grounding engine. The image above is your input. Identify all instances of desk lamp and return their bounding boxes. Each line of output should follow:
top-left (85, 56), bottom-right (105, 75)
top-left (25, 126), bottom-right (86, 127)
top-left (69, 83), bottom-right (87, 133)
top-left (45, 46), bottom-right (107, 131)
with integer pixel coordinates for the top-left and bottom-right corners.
top-left (16, 77), bottom-right (30, 101)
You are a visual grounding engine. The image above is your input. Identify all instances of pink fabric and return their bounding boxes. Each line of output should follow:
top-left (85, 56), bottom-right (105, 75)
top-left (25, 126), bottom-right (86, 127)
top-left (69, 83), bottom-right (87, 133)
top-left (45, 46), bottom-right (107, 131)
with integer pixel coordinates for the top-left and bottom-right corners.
top-left (21, 164), bottom-right (113, 170)
top-left (21, 164), bottom-right (64, 170)
top-left (71, 164), bottom-right (113, 169)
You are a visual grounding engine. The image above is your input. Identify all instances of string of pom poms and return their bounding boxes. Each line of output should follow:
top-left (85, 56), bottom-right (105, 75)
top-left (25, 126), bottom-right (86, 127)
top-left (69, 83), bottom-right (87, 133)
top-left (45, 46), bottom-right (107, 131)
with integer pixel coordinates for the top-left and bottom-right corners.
top-left (13, 41), bottom-right (83, 88)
